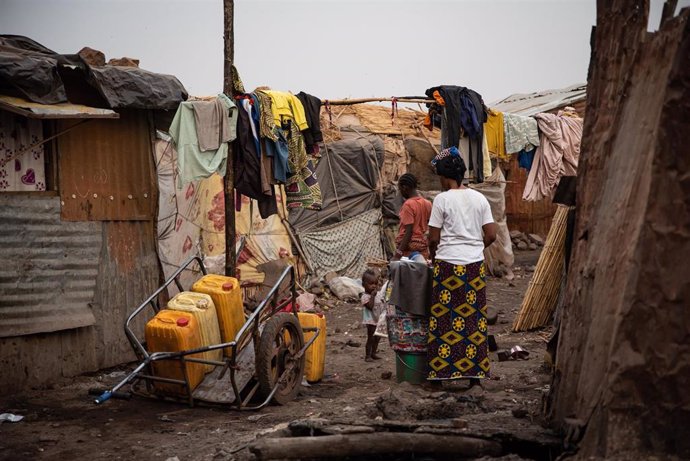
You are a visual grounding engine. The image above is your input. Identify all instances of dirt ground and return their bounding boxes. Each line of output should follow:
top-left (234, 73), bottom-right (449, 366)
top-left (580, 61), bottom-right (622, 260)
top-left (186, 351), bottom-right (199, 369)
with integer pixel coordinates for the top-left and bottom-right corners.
top-left (0, 250), bottom-right (561, 461)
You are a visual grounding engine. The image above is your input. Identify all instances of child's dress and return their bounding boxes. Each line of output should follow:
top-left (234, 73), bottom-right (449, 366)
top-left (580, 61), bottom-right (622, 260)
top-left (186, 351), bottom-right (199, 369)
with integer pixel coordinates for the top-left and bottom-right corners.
top-left (361, 284), bottom-right (386, 326)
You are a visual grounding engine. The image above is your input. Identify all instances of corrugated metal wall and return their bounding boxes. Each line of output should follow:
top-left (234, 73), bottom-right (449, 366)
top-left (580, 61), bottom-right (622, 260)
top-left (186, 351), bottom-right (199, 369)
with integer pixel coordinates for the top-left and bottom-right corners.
top-left (0, 111), bottom-right (161, 393)
top-left (0, 195), bottom-right (101, 337)
top-left (93, 221), bottom-right (159, 368)
top-left (0, 198), bottom-right (160, 393)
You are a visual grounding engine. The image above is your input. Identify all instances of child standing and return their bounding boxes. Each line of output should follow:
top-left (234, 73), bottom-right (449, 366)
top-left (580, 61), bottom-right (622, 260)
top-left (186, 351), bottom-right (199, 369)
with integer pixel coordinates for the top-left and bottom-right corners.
top-left (361, 268), bottom-right (384, 362)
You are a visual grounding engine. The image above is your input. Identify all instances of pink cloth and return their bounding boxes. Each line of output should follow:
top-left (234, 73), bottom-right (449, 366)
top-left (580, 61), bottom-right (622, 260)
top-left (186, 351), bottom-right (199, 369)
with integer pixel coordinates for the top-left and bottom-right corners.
top-left (523, 111), bottom-right (583, 201)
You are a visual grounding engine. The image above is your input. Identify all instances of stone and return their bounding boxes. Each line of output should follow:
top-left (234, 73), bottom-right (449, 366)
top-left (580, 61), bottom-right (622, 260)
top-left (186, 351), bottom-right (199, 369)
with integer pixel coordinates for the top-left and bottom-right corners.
top-left (78, 47), bottom-right (106, 67)
top-left (517, 241), bottom-right (528, 251)
top-left (511, 408), bottom-right (528, 419)
top-left (509, 230), bottom-right (523, 240)
top-left (528, 242), bottom-right (538, 250)
top-left (108, 57), bottom-right (140, 67)
top-left (323, 271), bottom-right (339, 284)
top-left (528, 233), bottom-right (545, 245)
top-left (451, 418), bottom-right (468, 429)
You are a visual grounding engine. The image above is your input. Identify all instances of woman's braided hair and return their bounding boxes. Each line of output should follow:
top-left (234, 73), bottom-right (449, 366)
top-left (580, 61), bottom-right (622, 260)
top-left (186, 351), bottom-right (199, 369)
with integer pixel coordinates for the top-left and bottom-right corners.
top-left (398, 173), bottom-right (418, 189)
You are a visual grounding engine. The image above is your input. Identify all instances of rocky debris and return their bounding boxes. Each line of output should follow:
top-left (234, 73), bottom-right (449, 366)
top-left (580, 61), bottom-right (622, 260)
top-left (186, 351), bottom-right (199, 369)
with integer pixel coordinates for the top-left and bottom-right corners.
top-left (511, 408), bottom-right (528, 419)
top-left (368, 384), bottom-right (487, 421)
top-left (108, 57), bottom-right (140, 67)
top-left (510, 231), bottom-right (545, 250)
top-left (528, 234), bottom-right (544, 245)
top-left (78, 47), bottom-right (106, 67)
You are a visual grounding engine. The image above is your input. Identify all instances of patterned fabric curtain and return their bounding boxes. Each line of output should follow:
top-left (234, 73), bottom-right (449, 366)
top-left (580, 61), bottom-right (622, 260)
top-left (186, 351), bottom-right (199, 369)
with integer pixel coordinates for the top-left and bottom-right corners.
top-left (0, 112), bottom-right (46, 192)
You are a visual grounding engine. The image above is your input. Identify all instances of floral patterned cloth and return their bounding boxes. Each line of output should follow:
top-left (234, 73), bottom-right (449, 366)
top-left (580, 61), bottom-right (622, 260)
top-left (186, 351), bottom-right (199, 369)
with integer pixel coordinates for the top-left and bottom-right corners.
top-left (0, 111), bottom-right (46, 191)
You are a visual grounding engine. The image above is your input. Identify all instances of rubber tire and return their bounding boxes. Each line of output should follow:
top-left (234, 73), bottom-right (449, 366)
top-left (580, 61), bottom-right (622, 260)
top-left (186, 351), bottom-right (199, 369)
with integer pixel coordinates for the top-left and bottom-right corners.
top-left (256, 313), bottom-right (305, 405)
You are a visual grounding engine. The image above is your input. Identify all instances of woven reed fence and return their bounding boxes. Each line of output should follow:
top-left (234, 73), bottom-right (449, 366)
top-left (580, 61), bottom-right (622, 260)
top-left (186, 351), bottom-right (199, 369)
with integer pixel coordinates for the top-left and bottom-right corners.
top-left (512, 204), bottom-right (572, 331)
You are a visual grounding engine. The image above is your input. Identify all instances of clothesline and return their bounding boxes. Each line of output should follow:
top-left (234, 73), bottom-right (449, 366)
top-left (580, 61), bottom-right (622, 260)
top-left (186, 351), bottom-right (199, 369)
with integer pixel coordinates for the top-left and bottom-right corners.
top-left (321, 97), bottom-right (435, 106)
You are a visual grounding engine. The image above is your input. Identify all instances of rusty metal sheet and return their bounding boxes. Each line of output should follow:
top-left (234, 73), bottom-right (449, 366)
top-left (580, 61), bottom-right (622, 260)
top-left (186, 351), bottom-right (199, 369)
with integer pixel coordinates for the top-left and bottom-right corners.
top-left (0, 194), bottom-right (100, 337)
top-left (58, 110), bottom-right (156, 221)
top-left (92, 220), bottom-right (160, 368)
top-left (0, 95), bottom-right (119, 119)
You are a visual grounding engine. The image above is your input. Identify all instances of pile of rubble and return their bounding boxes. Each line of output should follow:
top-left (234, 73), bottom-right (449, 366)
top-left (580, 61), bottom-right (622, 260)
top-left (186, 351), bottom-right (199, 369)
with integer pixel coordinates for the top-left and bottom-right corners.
top-left (510, 231), bottom-right (544, 251)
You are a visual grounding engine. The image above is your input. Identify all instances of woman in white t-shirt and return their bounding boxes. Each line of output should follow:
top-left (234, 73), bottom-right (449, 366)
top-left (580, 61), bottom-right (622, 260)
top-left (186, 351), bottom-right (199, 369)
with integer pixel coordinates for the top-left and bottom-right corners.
top-left (426, 146), bottom-right (497, 389)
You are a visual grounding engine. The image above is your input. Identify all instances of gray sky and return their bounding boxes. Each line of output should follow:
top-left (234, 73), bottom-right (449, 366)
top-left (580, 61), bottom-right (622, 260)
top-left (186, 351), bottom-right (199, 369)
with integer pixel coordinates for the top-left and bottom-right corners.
top-left (0, 1), bottom-right (681, 103)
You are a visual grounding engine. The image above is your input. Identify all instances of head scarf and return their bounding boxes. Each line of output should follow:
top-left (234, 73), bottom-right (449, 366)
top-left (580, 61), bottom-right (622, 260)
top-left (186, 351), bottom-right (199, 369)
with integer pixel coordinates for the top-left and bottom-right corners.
top-left (431, 146), bottom-right (466, 182)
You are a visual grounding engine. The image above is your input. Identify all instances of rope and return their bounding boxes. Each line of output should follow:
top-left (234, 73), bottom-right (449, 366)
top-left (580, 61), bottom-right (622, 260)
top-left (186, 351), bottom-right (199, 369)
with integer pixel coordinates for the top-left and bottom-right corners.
top-left (390, 97), bottom-right (398, 126)
top-left (0, 119), bottom-right (91, 168)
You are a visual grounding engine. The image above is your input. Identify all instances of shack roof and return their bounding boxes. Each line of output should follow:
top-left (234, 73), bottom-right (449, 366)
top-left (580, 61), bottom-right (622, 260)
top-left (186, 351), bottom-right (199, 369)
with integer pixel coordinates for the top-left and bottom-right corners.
top-left (0, 35), bottom-right (187, 110)
top-left (0, 95), bottom-right (119, 119)
top-left (490, 83), bottom-right (586, 116)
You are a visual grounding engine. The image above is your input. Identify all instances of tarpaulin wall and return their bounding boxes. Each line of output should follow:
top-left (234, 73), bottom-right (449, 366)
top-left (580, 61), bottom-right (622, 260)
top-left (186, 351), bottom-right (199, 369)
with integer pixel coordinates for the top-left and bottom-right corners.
top-left (289, 134), bottom-right (385, 233)
top-left (155, 134), bottom-right (292, 294)
top-left (289, 134), bottom-right (386, 278)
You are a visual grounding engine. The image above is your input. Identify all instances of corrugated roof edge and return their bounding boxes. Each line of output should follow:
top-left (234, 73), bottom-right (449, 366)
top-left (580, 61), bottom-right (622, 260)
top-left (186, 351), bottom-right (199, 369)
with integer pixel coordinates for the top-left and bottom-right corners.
top-left (490, 83), bottom-right (587, 116)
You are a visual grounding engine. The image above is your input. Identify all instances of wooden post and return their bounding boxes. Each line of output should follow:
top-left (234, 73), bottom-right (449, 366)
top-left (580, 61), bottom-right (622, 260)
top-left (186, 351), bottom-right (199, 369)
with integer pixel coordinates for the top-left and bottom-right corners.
top-left (223, 0), bottom-right (236, 277)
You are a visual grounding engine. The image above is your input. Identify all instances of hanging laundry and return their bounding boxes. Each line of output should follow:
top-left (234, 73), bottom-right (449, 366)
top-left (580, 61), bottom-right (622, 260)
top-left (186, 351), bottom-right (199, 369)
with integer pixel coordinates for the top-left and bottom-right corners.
top-left (518, 147), bottom-right (537, 171)
top-left (264, 128), bottom-right (290, 183)
top-left (233, 100), bottom-right (278, 218)
top-left (523, 110), bottom-right (582, 201)
top-left (285, 120), bottom-right (322, 210)
top-left (253, 90), bottom-right (278, 141)
top-left (262, 90), bottom-right (309, 130)
top-left (482, 131), bottom-right (492, 180)
top-left (296, 91), bottom-right (323, 155)
top-left (484, 109), bottom-right (507, 160)
top-left (425, 85), bottom-right (487, 182)
top-left (456, 134), bottom-right (492, 182)
top-left (191, 97), bottom-right (236, 152)
top-left (503, 113), bottom-right (540, 155)
top-left (169, 94), bottom-right (238, 188)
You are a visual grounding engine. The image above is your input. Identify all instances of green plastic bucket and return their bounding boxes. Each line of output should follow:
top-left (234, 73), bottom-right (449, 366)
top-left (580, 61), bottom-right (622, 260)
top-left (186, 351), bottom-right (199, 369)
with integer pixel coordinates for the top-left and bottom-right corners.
top-left (395, 352), bottom-right (427, 385)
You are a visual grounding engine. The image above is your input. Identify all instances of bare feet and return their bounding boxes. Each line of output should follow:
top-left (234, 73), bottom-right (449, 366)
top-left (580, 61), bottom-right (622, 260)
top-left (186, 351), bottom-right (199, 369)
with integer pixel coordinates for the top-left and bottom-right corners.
top-left (365, 356), bottom-right (374, 362)
top-left (371, 353), bottom-right (383, 360)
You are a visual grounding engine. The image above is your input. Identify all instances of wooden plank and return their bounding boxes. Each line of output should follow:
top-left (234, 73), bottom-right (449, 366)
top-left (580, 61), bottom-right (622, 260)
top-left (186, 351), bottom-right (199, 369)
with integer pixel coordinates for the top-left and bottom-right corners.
top-left (248, 433), bottom-right (502, 460)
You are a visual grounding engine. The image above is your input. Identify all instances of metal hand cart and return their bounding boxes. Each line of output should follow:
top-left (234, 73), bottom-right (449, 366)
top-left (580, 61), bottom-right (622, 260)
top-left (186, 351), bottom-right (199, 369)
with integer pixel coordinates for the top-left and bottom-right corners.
top-left (92, 256), bottom-right (320, 410)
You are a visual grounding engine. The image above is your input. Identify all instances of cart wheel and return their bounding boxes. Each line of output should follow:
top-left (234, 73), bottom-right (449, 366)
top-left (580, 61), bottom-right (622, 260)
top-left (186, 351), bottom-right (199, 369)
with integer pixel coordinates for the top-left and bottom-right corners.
top-left (256, 313), bottom-right (305, 405)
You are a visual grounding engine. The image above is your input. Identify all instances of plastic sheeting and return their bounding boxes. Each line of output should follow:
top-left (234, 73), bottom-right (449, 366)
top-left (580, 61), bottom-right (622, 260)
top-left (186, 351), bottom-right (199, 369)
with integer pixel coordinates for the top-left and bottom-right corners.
top-left (234, 192), bottom-right (293, 286)
top-left (155, 134), bottom-right (225, 295)
top-left (88, 66), bottom-right (187, 110)
top-left (288, 135), bottom-right (384, 233)
top-left (0, 35), bottom-right (187, 109)
top-left (471, 168), bottom-right (515, 274)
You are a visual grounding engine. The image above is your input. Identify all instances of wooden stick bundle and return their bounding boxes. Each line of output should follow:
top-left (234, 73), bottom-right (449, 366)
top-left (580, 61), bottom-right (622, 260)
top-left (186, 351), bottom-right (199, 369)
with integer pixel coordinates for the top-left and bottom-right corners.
top-left (512, 205), bottom-right (572, 332)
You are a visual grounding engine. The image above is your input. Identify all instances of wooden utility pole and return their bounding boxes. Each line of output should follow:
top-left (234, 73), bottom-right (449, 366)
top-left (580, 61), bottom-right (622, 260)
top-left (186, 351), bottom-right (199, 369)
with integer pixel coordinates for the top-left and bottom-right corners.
top-left (223, 0), bottom-right (236, 277)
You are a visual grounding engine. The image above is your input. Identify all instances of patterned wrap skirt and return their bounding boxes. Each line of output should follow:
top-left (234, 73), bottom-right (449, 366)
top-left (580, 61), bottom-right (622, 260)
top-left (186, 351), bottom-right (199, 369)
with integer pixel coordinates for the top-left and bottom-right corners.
top-left (427, 259), bottom-right (490, 380)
